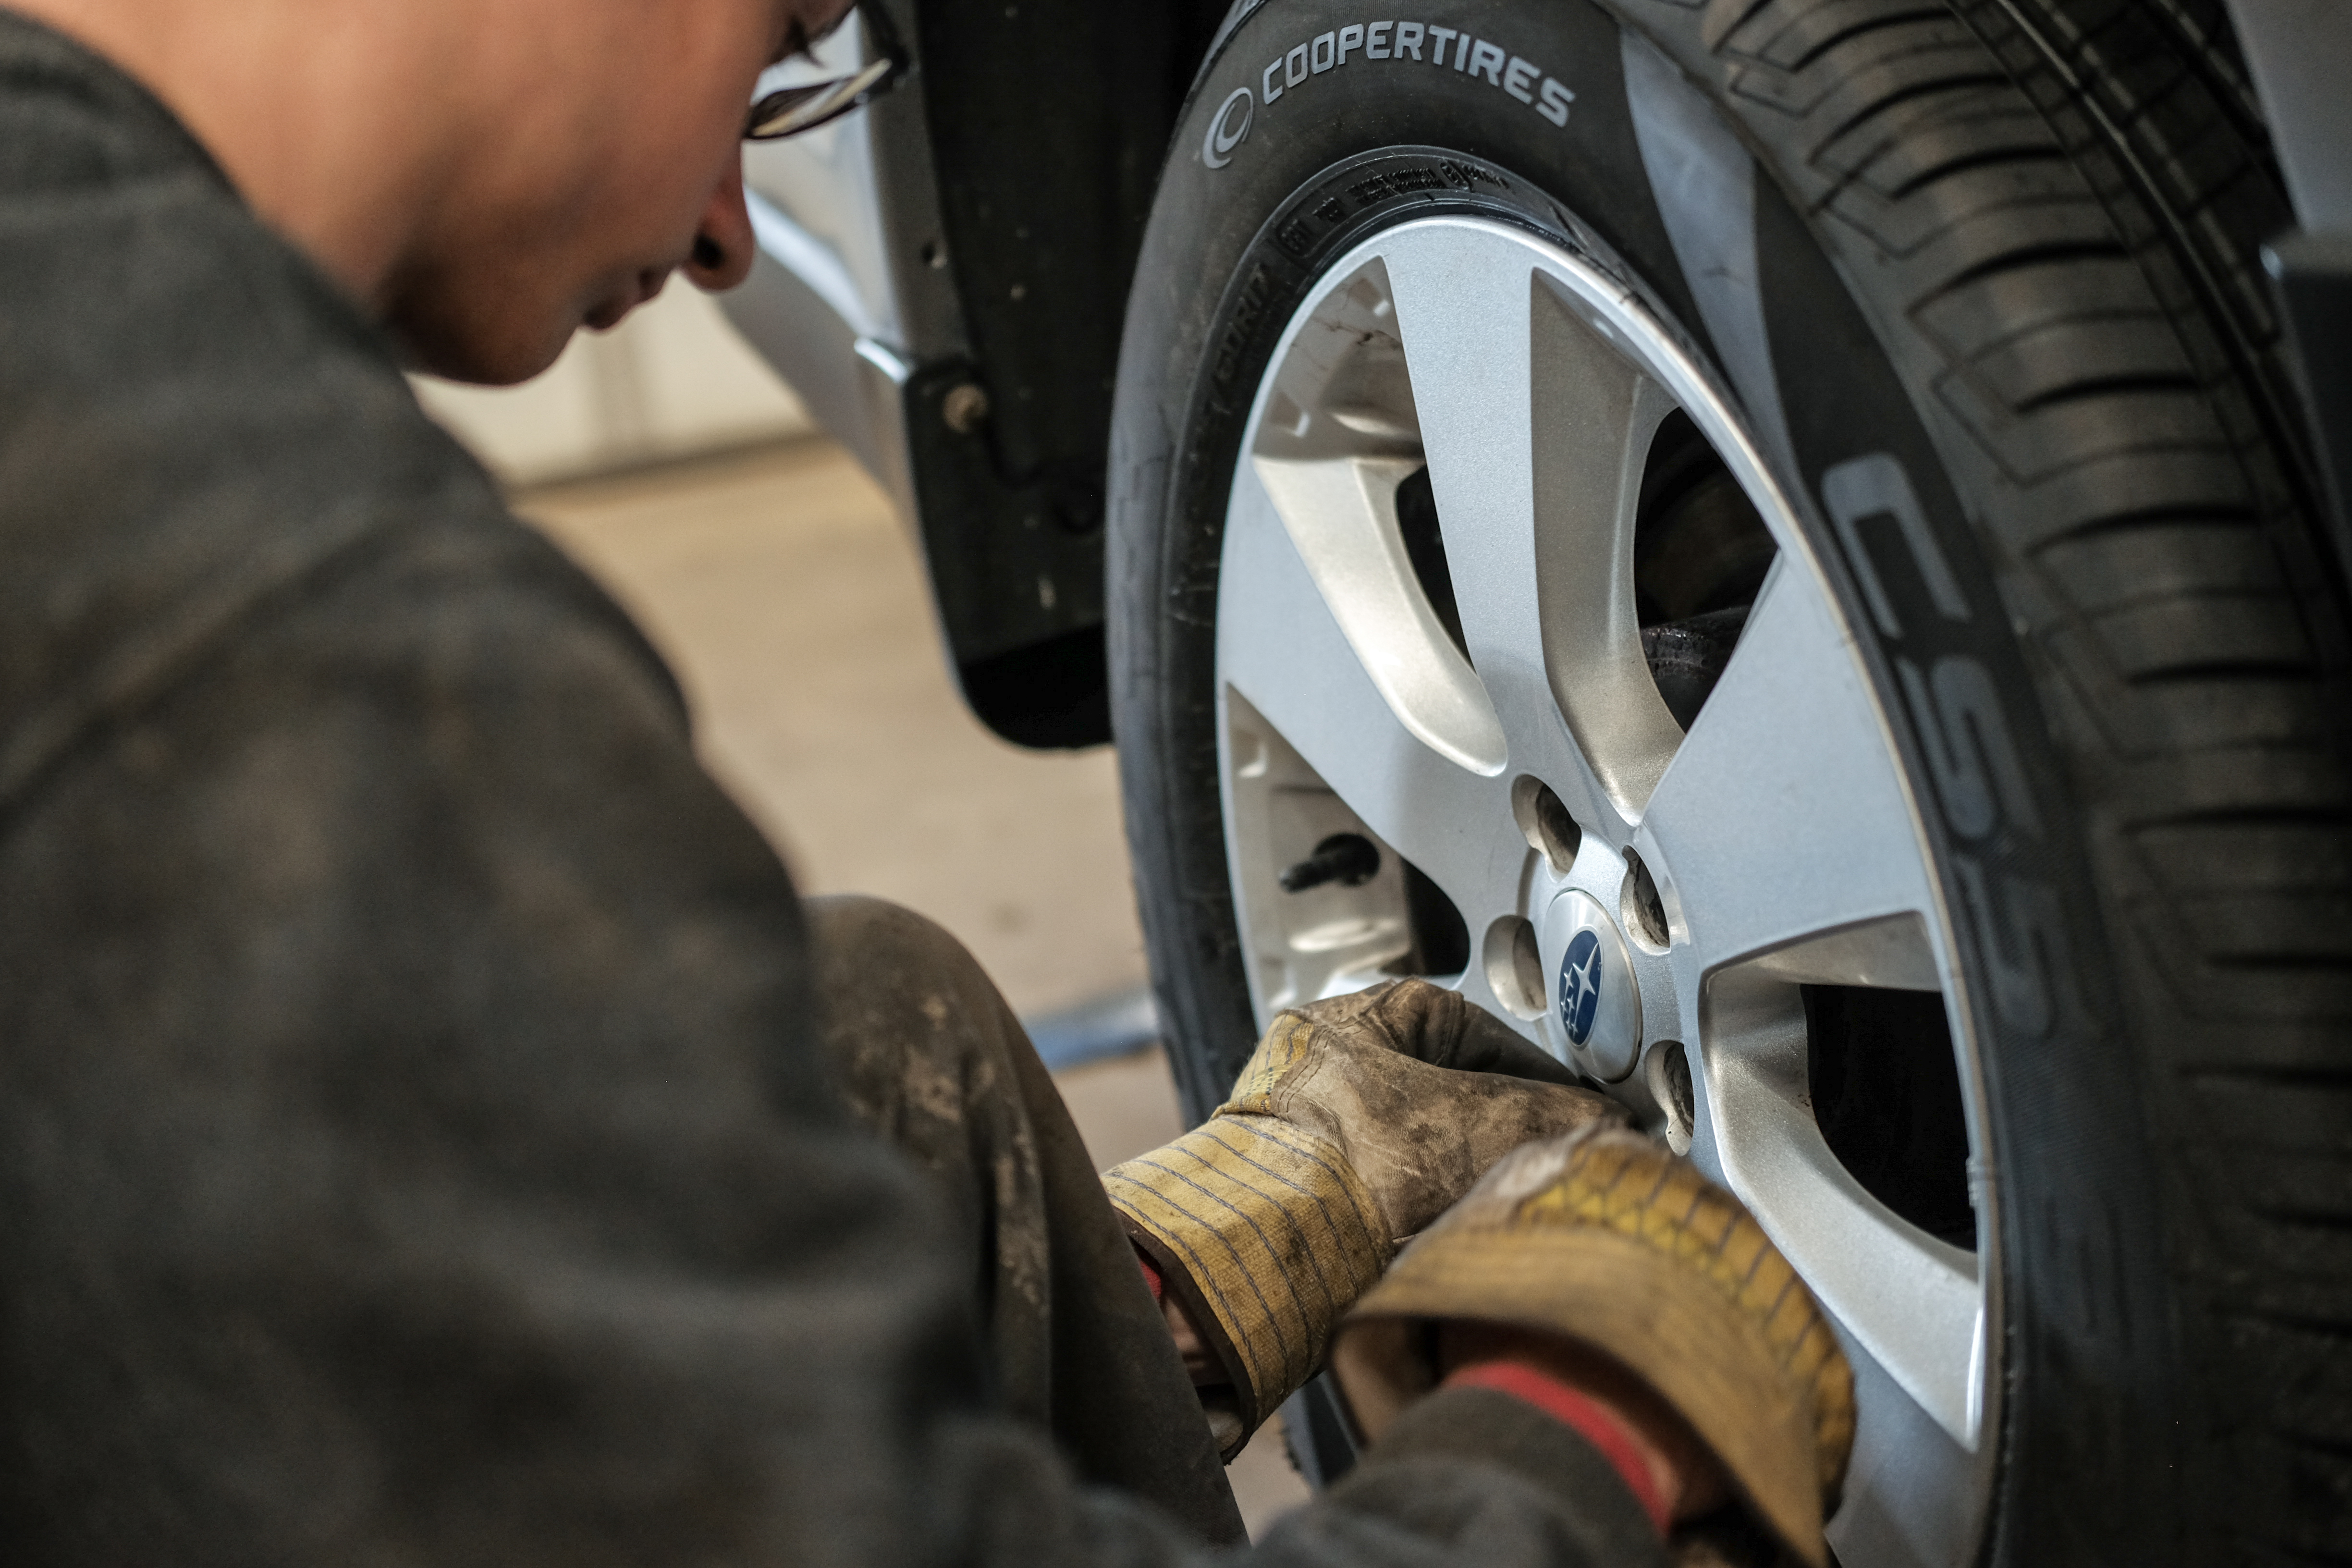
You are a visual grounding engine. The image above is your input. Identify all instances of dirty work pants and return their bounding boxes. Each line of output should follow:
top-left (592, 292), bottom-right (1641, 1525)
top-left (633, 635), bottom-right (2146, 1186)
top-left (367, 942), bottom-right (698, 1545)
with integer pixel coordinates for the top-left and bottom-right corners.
top-left (805, 896), bottom-right (1249, 1546)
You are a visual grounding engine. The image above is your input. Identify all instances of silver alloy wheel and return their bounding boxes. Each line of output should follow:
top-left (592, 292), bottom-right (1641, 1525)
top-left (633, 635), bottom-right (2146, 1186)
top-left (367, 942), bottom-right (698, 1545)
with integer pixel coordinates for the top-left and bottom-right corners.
top-left (1214, 215), bottom-right (1998, 1566)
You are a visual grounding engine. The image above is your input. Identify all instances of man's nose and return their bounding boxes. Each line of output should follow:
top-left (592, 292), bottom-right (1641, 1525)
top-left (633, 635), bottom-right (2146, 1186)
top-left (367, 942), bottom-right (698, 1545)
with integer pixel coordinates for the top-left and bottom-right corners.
top-left (687, 155), bottom-right (757, 292)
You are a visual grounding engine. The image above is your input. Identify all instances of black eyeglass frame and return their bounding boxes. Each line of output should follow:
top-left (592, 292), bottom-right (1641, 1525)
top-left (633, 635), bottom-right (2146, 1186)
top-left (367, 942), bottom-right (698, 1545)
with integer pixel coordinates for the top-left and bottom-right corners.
top-left (743, 0), bottom-right (911, 141)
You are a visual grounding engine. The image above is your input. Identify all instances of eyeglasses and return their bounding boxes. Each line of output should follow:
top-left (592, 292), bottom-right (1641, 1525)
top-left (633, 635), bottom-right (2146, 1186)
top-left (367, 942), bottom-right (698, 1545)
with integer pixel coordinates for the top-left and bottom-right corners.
top-left (744, 0), bottom-right (909, 140)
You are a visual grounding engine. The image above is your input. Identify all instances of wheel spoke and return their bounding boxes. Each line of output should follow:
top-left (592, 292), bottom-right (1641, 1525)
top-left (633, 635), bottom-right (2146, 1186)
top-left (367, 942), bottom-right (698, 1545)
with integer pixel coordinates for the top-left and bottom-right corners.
top-left (1830, 1325), bottom-right (1987, 1564)
top-left (1248, 249), bottom-right (1506, 780)
top-left (1641, 558), bottom-right (1937, 974)
top-left (1250, 450), bottom-right (1506, 776)
top-left (1382, 221), bottom-right (1685, 818)
top-left (1220, 466), bottom-right (1530, 929)
top-left (1695, 974), bottom-right (1983, 1449)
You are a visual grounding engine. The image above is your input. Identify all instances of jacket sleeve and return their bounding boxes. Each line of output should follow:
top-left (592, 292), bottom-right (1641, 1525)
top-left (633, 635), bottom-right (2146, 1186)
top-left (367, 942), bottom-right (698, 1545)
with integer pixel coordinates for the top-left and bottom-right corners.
top-left (0, 512), bottom-right (1664, 1568)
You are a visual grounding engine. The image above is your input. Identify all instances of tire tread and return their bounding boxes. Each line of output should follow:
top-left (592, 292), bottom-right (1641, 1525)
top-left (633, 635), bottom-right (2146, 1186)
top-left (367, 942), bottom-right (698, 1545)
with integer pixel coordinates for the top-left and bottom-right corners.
top-left (1648, 0), bottom-right (2352, 1557)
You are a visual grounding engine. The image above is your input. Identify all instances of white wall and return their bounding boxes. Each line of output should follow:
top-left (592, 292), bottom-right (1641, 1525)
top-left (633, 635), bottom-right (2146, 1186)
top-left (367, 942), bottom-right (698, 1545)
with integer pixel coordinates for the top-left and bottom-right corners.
top-left (411, 282), bottom-right (811, 487)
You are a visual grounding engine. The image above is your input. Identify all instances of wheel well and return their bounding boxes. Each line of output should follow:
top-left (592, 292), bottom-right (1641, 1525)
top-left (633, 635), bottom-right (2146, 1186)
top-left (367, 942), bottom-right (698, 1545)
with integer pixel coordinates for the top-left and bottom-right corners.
top-left (907, 0), bottom-right (1229, 747)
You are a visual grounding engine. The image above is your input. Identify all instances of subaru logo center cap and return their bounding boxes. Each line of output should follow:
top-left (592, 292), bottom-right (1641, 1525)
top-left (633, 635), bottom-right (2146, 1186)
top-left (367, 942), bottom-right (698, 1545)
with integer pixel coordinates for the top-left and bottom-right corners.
top-left (1541, 891), bottom-right (1643, 1082)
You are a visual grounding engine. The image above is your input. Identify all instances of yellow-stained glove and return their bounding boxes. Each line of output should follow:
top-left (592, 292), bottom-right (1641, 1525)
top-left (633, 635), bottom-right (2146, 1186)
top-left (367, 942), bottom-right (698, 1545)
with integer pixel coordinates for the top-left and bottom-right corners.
top-left (1332, 1125), bottom-right (1856, 1568)
top-left (1104, 978), bottom-right (1626, 1454)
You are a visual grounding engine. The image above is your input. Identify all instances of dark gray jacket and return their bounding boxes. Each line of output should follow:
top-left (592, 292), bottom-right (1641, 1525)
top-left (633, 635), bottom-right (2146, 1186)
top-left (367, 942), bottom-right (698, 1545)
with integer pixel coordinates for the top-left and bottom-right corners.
top-left (0, 11), bottom-right (1661, 1564)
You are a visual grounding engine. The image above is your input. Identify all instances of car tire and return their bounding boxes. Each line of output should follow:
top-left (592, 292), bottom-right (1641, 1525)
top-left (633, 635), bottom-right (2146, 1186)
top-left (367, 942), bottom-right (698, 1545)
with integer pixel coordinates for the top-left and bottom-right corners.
top-left (1109, 1), bottom-right (2351, 1564)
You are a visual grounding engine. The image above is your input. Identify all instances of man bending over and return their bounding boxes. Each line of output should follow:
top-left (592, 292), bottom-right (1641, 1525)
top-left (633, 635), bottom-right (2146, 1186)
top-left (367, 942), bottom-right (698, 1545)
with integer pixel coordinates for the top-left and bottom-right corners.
top-left (0, 1), bottom-right (1850, 1563)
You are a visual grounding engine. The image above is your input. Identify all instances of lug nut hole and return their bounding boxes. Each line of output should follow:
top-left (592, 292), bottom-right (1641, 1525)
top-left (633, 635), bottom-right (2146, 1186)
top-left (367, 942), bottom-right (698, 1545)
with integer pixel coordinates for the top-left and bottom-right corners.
top-left (1482, 915), bottom-right (1546, 1021)
top-left (1511, 777), bottom-right (1582, 874)
top-left (1622, 848), bottom-right (1670, 951)
top-left (1647, 1040), bottom-right (1695, 1155)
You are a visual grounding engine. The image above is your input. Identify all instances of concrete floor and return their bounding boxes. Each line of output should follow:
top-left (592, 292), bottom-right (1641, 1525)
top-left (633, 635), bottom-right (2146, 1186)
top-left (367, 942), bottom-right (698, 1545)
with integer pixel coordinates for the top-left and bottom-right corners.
top-left (519, 440), bottom-right (1311, 1536)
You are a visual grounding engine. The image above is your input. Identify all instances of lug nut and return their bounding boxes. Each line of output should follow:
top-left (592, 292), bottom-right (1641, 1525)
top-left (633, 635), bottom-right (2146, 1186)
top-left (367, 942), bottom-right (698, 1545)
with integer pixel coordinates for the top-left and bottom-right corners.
top-left (1279, 833), bottom-right (1381, 893)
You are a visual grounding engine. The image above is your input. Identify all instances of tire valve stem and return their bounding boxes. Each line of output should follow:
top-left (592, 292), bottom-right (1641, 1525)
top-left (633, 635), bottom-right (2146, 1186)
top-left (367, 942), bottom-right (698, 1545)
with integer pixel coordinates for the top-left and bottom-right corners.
top-left (1279, 833), bottom-right (1382, 894)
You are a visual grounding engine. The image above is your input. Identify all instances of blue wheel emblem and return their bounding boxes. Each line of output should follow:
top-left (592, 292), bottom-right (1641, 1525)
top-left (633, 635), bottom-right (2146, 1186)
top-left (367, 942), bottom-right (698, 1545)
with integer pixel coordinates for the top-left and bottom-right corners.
top-left (1558, 929), bottom-right (1603, 1045)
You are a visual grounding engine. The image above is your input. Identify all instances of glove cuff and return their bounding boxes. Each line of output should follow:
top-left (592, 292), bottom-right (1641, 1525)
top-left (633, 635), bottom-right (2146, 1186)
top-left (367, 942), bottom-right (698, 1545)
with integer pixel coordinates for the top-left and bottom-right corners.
top-left (1105, 1115), bottom-right (1391, 1447)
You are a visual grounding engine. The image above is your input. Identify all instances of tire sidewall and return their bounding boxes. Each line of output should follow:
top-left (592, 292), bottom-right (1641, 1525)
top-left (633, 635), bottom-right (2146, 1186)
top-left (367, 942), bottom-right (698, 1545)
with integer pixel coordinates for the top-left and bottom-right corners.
top-left (1110, 3), bottom-right (2180, 1561)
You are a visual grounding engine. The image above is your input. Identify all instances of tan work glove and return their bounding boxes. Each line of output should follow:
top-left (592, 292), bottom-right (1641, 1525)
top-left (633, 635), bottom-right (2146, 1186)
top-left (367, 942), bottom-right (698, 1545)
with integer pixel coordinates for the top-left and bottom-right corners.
top-left (1332, 1126), bottom-right (1856, 1568)
top-left (1104, 978), bottom-right (1625, 1454)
